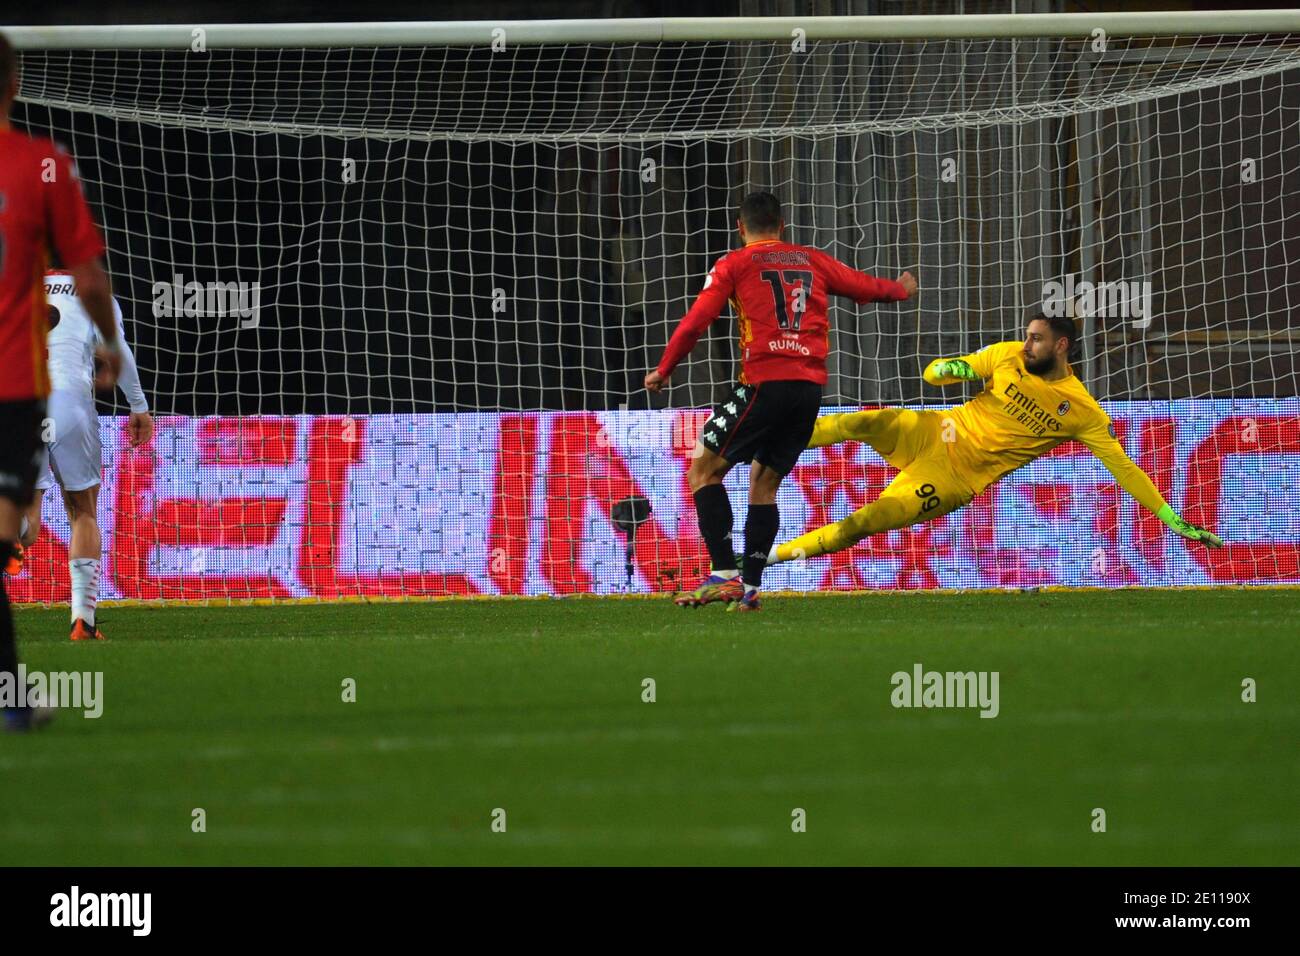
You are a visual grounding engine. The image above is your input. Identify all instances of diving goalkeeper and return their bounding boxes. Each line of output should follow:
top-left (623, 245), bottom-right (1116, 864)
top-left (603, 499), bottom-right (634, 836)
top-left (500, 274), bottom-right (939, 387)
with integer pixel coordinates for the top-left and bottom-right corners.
top-left (766, 313), bottom-right (1223, 566)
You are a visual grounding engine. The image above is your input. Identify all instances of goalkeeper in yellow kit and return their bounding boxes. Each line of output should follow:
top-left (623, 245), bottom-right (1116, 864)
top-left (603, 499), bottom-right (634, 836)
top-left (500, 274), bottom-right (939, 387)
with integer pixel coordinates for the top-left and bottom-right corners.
top-left (766, 313), bottom-right (1224, 566)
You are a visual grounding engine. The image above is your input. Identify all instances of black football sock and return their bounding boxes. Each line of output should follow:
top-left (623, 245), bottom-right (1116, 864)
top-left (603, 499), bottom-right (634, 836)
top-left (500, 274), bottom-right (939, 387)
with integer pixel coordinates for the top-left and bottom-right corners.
top-left (743, 504), bottom-right (780, 589)
top-left (693, 483), bottom-right (737, 573)
top-left (0, 547), bottom-right (20, 699)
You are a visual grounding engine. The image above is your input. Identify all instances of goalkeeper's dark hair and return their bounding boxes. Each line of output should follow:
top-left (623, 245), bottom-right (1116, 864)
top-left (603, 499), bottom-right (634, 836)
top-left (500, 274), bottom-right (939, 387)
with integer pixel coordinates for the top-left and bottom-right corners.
top-left (1029, 311), bottom-right (1081, 361)
top-left (0, 33), bottom-right (16, 93)
top-left (739, 191), bottom-right (783, 234)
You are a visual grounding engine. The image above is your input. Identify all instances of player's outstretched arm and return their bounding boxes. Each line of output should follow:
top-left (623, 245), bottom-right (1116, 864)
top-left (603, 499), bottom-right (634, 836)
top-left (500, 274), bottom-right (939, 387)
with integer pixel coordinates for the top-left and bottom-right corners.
top-left (923, 357), bottom-right (981, 385)
top-left (646, 258), bottom-right (734, 392)
top-left (1081, 417), bottom-right (1224, 549)
top-left (1154, 504), bottom-right (1224, 548)
top-left (110, 298), bottom-right (154, 447)
top-left (814, 250), bottom-right (914, 304)
top-left (922, 341), bottom-right (1018, 386)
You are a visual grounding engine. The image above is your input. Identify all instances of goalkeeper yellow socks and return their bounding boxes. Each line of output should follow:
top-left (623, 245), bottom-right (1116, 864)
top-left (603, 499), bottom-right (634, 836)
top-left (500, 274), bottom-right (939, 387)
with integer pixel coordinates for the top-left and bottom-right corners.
top-left (769, 492), bottom-right (922, 564)
top-left (770, 530), bottom-right (834, 564)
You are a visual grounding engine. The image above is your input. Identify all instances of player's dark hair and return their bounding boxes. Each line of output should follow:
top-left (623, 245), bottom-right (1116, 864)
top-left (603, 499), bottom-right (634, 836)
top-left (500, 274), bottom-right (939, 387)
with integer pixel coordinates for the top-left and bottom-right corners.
top-left (738, 192), bottom-right (782, 234)
top-left (0, 33), bottom-right (16, 93)
top-left (1029, 311), bottom-right (1080, 361)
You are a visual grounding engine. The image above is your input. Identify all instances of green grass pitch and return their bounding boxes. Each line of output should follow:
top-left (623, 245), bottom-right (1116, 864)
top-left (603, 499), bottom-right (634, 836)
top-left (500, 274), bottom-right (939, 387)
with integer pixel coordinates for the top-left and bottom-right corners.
top-left (2, 590), bottom-right (1296, 866)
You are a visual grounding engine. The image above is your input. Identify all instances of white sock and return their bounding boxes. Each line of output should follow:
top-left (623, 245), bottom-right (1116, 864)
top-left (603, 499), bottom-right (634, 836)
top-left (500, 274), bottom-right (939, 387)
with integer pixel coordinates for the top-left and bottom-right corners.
top-left (70, 558), bottom-right (99, 626)
top-left (713, 568), bottom-right (740, 580)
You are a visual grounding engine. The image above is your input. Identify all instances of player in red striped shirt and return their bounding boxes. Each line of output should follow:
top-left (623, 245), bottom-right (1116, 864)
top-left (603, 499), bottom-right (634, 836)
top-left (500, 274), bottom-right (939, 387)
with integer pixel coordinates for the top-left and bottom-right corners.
top-left (0, 33), bottom-right (122, 730)
top-left (646, 191), bottom-right (916, 611)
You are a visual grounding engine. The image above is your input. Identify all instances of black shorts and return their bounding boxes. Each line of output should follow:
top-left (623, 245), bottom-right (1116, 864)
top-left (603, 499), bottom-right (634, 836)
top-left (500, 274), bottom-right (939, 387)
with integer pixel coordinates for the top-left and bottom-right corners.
top-left (698, 379), bottom-right (822, 477)
top-left (0, 398), bottom-right (47, 507)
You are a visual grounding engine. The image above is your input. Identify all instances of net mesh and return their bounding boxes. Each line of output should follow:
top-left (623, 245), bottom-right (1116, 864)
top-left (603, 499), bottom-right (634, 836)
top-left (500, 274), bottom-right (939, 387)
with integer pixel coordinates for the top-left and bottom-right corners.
top-left (10, 29), bottom-right (1300, 599)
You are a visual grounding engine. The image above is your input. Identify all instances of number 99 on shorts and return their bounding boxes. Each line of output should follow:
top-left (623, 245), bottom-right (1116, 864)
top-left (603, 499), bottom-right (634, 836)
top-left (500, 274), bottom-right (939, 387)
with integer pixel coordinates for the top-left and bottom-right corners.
top-left (915, 482), bottom-right (941, 514)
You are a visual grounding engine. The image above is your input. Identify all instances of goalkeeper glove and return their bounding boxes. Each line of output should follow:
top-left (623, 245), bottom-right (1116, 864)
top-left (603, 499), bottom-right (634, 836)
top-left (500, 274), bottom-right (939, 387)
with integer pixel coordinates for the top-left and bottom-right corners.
top-left (1157, 504), bottom-right (1224, 548)
top-left (933, 359), bottom-right (981, 381)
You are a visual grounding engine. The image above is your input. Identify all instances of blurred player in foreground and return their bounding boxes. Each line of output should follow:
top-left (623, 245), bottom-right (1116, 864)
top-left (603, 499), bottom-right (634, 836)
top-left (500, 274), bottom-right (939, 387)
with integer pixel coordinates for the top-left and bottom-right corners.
top-left (0, 33), bottom-right (121, 731)
top-left (7, 271), bottom-right (152, 640)
top-left (765, 313), bottom-right (1223, 568)
top-left (646, 191), bottom-right (915, 611)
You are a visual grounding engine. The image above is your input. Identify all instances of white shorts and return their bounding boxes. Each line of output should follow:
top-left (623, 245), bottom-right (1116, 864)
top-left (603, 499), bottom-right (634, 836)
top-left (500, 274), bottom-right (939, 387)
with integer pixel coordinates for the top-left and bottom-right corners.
top-left (35, 390), bottom-right (103, 493)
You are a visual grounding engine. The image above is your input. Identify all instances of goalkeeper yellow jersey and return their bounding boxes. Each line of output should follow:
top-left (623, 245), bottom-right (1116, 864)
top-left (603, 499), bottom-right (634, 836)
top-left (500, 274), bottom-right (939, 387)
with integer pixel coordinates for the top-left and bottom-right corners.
top-left (923, 341), bottom-right (1167, 513)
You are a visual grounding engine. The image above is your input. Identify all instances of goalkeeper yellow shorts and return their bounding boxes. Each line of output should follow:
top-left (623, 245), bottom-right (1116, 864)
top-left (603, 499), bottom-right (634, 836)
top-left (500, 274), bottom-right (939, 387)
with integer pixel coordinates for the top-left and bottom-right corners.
top-left (816, 407), bottom-right (977, 527)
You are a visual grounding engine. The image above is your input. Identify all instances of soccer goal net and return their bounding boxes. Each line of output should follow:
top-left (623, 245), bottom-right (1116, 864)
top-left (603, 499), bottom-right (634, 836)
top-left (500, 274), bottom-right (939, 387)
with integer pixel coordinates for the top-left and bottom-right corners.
top-left (7, 12), bottom-right (1300, 601)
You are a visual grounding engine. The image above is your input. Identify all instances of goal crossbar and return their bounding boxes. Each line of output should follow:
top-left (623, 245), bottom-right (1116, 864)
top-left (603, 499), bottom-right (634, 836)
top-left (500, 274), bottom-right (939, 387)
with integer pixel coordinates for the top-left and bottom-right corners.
top-left (5, 11), bottom-right (1300, 50)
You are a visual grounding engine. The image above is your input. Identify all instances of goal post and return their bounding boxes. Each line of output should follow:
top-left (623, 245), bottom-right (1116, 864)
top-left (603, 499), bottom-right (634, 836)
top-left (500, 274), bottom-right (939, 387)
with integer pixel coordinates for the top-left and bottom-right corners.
top-left (5, 12), bottom-right (1299, 601)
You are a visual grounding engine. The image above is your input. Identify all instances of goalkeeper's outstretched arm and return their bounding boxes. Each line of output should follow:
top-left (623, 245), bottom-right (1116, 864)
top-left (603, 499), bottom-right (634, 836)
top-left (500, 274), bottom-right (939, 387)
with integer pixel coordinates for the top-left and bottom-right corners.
top-left (922, 341), bottom-right (1020, 386)
top-left (1080, 419), bottom-right (1224, 549)
top-left (923, 357), bottom-right (981, 385)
